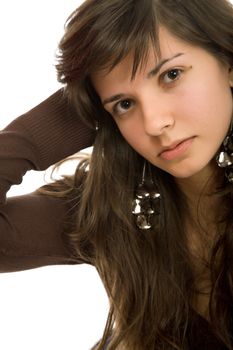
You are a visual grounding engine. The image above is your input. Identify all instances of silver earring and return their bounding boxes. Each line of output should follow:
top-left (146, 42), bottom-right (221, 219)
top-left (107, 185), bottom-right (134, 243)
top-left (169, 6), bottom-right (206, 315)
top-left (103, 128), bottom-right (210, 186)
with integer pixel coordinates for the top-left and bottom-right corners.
top-left (132, 160), bottom-right (161, 230)
top-left (216, 120), bottom-right (233, 182)
top-left (95, 121), bottom-right (99, 131)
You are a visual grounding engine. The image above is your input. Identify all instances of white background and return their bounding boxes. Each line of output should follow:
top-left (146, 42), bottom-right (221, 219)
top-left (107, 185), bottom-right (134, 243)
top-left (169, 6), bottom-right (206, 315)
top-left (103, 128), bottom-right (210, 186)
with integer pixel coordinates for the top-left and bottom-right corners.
top-left (0, 1), bottom-right (233, 349)
top-left (0, 1), bottom-right (108, 350)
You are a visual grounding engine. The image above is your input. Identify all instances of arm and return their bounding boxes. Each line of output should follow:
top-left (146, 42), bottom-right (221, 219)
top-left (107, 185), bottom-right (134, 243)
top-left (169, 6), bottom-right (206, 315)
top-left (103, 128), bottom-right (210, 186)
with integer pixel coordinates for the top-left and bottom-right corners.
top-left (0, 192), bottom-right (83, 272)
top-left (1, 88), bottom-right (95, 204)
top-left (0, 89), bottom-right (94, 272)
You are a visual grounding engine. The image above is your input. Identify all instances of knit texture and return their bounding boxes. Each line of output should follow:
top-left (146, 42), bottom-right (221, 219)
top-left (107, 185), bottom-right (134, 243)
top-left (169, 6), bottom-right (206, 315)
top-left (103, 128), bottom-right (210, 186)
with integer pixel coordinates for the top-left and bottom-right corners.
top-left (0, 88), bottom-right (95, 203)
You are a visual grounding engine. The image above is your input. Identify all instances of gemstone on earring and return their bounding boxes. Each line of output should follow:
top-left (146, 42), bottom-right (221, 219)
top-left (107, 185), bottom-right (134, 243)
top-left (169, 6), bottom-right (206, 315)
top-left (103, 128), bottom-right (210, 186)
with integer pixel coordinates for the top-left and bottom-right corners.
top-left (143, 200), bottom-right (155, 215)
top-left (145, 207), bottom-right (155, 215)
top-left (225, 167), bottom-right (233, 183)
top-left (223, 135), bottom-right (233, 154)
top-left (132, 198), bottom-right (143, 214)
top-left (150, 191), bottom-right (161, 200)
top-left (135, 185), bottom-right (150, 199)
top-left (216, 151), bottom-right (233, 167)
top-left (136, 214), bottom-right (152, 230)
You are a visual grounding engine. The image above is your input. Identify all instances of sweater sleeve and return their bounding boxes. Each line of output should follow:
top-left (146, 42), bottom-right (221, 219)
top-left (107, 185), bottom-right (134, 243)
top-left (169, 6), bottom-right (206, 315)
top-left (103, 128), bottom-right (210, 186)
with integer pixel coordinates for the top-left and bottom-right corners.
top-left (0, 192), bottom-right (87, 272)
top-left (0, 89), bottom-right (94, 272)
top-left (0, 88), bottom-right (95, 204)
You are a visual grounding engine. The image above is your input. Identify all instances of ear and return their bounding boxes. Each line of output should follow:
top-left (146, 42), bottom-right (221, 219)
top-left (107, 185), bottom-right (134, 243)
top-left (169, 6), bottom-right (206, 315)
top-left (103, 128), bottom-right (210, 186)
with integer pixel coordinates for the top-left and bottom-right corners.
top-left (229, 68), bottom-right (233, 87)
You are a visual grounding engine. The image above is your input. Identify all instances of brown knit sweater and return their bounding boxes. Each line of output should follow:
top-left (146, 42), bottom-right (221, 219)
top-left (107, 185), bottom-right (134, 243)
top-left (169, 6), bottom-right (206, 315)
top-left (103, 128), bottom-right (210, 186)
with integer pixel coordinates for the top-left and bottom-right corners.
top-left (0, 89), bottom-right (94, 272)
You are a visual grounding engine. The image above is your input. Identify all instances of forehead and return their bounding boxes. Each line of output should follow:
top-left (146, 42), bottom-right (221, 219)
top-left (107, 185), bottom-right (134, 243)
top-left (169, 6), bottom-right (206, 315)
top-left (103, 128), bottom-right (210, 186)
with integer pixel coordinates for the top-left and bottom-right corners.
top-left (92, 27), bottom-right (191, 92)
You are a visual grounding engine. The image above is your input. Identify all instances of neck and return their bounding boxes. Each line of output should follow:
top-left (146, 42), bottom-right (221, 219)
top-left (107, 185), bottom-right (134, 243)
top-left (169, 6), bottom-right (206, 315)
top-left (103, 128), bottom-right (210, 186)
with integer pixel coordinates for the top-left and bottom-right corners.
top-left (175, 163), bottom-right (225, 271)
top-left (175, 161), bottom-right (220, 204)
top-left (175, 161), bottom-right (224, 223)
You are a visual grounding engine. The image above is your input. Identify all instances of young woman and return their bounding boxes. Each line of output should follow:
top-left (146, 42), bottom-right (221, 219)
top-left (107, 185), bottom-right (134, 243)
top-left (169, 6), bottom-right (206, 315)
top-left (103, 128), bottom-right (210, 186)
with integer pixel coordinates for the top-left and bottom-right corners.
top-left (0, 0), bottom-right (233, 349)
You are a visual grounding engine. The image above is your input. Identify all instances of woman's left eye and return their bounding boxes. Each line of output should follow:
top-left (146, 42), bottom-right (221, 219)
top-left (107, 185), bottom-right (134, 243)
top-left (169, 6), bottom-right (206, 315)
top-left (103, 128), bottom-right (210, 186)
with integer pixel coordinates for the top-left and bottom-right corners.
top-left (161, 68), bottom-right (183, 84)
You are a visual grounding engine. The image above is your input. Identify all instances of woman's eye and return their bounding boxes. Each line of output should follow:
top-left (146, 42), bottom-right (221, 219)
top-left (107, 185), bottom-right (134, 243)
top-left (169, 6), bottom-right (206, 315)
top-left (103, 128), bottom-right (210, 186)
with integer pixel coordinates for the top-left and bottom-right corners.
top-left (161, 68), bottom-right (183, 84)
top-left (113, 99), bottom-right (133, 116)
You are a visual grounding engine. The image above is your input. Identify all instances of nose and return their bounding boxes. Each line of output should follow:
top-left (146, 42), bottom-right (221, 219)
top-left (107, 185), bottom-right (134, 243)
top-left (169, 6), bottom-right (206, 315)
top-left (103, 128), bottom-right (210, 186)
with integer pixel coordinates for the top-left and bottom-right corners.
top-left (140, 97), bottom-right (175, 136)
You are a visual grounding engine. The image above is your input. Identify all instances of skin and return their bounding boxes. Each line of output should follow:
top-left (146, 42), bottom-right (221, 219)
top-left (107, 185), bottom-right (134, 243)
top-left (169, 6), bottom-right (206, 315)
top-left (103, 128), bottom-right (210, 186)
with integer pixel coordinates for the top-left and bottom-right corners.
top-left (92, 27), bottom-right (233, 200)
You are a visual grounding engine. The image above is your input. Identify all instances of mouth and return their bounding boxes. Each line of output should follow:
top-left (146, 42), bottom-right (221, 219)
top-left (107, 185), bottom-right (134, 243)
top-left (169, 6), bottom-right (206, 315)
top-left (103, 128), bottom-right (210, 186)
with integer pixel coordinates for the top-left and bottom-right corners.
top-left (159, 136), bottom-right (196, 161)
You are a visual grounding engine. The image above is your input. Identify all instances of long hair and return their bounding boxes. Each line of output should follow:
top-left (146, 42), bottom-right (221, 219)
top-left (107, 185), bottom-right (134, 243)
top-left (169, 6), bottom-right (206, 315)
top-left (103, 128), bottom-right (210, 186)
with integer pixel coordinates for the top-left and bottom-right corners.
top-left (47, 0), bottom-right (233, 348)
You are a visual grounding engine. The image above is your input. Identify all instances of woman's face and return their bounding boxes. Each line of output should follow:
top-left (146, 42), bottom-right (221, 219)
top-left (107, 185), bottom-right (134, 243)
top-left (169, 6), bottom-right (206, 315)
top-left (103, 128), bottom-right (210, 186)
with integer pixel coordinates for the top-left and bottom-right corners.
top-left (92, 27), bottom-right (233, 180)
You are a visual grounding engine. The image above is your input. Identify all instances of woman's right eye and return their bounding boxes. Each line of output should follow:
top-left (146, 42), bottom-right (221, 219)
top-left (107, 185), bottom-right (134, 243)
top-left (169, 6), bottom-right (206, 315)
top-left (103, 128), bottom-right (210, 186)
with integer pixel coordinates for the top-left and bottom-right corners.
top-left (112, 99), bottom-right (134, 116)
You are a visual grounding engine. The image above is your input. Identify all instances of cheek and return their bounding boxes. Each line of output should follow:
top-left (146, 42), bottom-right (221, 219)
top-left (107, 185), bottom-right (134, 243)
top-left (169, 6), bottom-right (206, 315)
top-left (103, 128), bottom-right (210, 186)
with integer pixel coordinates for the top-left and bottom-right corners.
top-left (117, 122), bottom-right (143, 149)
top-left (180, 81), bottom-right (233, 129)
top-left (115, 118), bottom-right (151, 157)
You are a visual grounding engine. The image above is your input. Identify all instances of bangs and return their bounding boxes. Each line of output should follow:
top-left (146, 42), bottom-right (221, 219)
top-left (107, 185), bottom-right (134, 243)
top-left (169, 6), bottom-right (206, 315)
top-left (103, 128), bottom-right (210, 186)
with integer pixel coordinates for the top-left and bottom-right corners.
top-left (57, 0), bottom-right (161, 83)
top-left (86, 0), bottom-right (160, 79)
top-left (100, 26), bottom-right (161, 80)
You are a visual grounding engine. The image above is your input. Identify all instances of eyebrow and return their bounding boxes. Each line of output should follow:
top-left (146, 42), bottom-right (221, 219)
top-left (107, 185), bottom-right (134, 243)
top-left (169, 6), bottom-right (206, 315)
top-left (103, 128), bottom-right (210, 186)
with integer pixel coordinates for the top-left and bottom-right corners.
top-left (102, 52), bottom-right (185, 106)
top-left (147, 52), bottom-right (184, 78)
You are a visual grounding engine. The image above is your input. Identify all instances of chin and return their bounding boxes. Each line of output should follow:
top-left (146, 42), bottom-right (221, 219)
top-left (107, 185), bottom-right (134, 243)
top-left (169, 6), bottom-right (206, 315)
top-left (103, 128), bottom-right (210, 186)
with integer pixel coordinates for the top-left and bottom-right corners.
top-left (172, 171), bottom-right (198, 179)
top-left (168, 161), bottom-right (216, 180)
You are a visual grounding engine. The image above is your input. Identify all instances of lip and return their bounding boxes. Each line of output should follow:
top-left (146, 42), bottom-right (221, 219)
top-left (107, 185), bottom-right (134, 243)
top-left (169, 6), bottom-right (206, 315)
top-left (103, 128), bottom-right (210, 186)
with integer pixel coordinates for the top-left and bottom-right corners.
top-left (159, 137), bottom-right (195, 161)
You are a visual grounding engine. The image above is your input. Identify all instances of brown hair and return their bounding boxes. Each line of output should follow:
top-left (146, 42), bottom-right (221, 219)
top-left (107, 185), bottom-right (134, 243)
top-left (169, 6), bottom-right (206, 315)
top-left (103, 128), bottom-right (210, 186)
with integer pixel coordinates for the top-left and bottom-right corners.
top-left (45, 0), bottom-right (233, 349)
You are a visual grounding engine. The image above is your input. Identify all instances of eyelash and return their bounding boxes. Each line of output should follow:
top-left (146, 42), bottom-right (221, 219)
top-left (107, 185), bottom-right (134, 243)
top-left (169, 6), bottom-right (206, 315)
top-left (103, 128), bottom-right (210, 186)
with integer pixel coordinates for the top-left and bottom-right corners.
top-left (111, 68), bottom-right (183, 116)
top-left (160, 68), bottom-right (183, 84)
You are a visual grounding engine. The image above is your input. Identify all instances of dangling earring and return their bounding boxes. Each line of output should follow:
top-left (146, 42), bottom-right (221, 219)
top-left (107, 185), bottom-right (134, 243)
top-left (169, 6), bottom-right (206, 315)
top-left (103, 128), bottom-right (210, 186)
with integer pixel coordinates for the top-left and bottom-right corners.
top-left (95, 121), bottom-right (99, 131)
top-left (216, 119), bottom-right (233, 182)
top-left (132, 160), bottom-right (161, 230)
